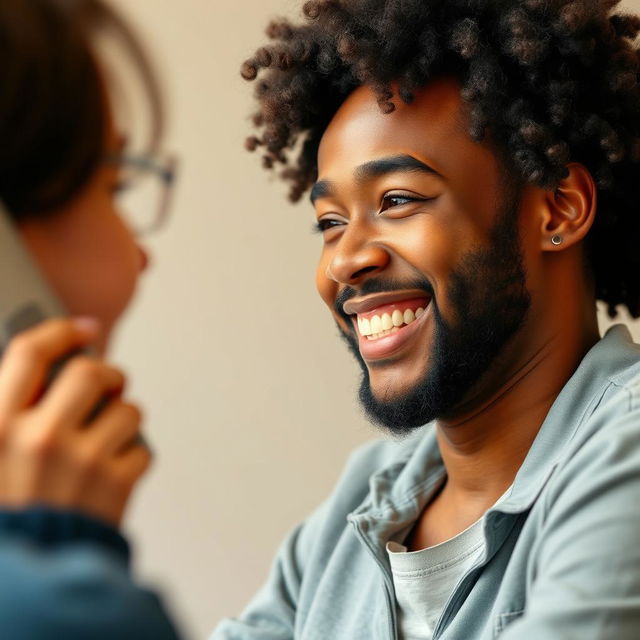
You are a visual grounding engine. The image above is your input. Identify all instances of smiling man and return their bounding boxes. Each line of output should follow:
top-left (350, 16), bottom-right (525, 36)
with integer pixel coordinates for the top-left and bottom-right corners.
top-left (213, 1), bottom-right (640, 638)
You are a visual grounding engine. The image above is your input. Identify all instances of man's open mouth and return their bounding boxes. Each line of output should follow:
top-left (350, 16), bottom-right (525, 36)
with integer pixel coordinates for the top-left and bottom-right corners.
top-left (353, 297), bottom-right (431, 341)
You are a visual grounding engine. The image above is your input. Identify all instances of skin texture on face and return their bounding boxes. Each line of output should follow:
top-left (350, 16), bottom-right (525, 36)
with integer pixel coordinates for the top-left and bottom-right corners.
top-left (314, 76), bottom-right (601, 542)
top-left (16, 114), bottom-right (149, 357)
top-left (337, 205), bottom-right (532, 434)
top-left (314, 78), bottom-right (534, 433)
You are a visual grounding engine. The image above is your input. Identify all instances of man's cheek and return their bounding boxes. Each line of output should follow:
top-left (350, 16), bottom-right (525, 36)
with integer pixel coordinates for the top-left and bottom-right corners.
top-left (314, 266), bottom-right (335, 309)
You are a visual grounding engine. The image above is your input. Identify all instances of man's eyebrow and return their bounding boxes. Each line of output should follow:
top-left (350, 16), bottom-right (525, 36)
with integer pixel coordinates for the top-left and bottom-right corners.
top-left (355, 155), bottom-right (442, 182)
top-left (310, 180), bottom-right (334, 205)
top-left (309, 155), bottom-right (441, 205)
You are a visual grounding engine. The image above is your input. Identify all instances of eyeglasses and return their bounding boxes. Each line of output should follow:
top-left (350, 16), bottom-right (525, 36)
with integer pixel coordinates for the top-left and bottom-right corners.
top-left (105, 152), bottom-right (178, 237)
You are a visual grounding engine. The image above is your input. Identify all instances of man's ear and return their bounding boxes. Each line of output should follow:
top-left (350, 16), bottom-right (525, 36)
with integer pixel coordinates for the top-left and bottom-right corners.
top-left (540, 162), bottom-right (596, 252)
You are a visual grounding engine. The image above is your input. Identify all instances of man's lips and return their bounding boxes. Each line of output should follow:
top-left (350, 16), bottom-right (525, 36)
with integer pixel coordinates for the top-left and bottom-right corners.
top-left (343, 290), bottom-right (431, 316)
top-left (354, 299), bottom-right (432, 361)
top-left (340, 291), bottom-right (433, 361)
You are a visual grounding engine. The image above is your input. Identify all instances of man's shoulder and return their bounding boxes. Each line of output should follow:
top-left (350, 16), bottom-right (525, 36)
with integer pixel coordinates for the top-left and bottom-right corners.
top-left (593, 324), bottom-right (640, 385)
top-left (578, 335), bottom-right (640, 437)
top-left (554, 325), bottom-right (640, 450)
top-left (545, 334), bottom-right (640, 499)
top-left (600, 325), bottom-right (640, 390)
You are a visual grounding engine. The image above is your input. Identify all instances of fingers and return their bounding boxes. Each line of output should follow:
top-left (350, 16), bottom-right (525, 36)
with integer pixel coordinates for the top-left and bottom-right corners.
top-left (0, 317), bottom-right (100, 418)
top-left (115, 440), bottom-right (152, 484)
top-left (112, 444), bottom-right (153, 503)
top-left (85, 400), bottom-right (144, 456)
top-left (79, 416), bottom-right (152, 527)
top-left (0, 316), bottom-right (152, 530)
top-left (82, 445), bottom-right (152, 527)
top-left (37, 357), bottom-right (126, 428)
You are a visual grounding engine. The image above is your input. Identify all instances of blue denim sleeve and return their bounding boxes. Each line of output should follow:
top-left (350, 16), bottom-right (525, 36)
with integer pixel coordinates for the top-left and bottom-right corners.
top-left (0, 506), bottom-right (182, 639)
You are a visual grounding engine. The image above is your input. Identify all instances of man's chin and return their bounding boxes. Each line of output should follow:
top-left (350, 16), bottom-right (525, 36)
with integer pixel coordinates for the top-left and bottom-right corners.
top-left (358, 376), bottom-right (437, 436)
top-left (367, 380), bottom-right (418, 405)
top-left (336, 327), bottom-right (435, 434)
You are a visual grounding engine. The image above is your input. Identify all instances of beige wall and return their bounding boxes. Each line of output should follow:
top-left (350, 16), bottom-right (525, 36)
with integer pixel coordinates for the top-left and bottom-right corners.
top-left (107, 1), bottom-right (640, 637)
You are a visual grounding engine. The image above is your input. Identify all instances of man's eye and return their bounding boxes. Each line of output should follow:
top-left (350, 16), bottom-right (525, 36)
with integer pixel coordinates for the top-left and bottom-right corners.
top-left (313, 218), bottom-right (344, 233)
top-left (380, 194), bottom-right (417, 211)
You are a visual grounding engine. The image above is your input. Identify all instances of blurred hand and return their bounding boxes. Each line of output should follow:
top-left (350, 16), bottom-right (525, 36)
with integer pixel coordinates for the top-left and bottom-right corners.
top-left (0, 317), bottom-right (151, 527)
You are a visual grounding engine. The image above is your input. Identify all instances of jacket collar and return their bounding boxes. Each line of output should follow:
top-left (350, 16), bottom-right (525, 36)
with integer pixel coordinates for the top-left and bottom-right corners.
top-left (500, 324), bottom-right (640, 513)
top-left (351, 324), bottom-right (640, 533)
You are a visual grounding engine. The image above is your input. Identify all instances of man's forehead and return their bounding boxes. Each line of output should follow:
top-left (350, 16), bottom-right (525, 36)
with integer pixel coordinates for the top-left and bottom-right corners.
top-left (317, 77), bottom-right (470, 174)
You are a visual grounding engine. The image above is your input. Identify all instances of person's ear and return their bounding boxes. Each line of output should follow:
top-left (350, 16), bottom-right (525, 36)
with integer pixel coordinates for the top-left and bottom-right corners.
top-left (539, 162), bottom-right (596, 252)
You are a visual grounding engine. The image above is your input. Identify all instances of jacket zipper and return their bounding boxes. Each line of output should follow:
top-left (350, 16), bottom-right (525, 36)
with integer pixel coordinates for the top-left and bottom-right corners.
top-left (431, 554), bottom-right (485, 638)
top-left (349, 518), bottom-right (398, 640)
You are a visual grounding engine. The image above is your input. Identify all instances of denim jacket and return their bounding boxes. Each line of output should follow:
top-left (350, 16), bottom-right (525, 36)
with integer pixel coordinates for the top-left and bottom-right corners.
top-left (213, 324), bottom-right (640, 639)
top-left (0, 507), bottom-right (180, 639)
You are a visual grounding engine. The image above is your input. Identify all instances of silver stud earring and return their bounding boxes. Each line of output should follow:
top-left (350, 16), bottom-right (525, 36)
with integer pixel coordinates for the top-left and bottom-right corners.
top-left (551, 235), bottom-right (563, 246)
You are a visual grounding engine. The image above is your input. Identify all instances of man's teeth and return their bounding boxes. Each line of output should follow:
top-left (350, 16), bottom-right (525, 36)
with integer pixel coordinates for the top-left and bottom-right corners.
top-left (357, 307), bottom-right (426, 340)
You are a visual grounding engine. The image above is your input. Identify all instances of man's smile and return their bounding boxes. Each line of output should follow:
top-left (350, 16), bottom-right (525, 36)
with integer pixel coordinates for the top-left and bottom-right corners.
top-left (342, 291), bottom-right (432, 361)
top-left (356, 299), bottom-right (429, 339)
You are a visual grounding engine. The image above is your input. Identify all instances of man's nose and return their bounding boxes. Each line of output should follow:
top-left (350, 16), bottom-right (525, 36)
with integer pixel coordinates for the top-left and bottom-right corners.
top-left (326, 228), bottom-right (390, 284)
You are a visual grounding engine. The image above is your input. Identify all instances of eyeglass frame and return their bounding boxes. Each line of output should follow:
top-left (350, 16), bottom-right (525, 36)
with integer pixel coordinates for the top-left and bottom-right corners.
top-left (104, 151), bottom-right (178, 237)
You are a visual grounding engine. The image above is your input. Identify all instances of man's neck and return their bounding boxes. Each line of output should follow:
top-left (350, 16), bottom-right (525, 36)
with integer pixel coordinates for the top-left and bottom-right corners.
top-left (407, 306), bottom-right (600, 550)
top-left (434, 300), bottom-right (600, 508)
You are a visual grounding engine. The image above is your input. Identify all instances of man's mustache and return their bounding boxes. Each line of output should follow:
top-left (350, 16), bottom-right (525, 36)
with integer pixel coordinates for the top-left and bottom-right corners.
top-left (334, 277), bottom-right (435, 326)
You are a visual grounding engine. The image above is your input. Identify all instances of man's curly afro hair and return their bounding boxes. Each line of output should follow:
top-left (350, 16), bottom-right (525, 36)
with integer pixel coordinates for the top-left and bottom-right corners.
top-left (241, 0), bottom-right (640, 318)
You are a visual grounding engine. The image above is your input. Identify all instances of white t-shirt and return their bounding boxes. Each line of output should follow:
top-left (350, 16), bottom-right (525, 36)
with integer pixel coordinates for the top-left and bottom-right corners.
top-left (387, 488), bottom-right (511, 640)
top-left (387, 518), bottom-right (485, 640)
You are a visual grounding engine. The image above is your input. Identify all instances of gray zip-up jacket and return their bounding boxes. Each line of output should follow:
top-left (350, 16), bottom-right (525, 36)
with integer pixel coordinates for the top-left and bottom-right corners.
top-left (213, 324), bottom-right (640, 639)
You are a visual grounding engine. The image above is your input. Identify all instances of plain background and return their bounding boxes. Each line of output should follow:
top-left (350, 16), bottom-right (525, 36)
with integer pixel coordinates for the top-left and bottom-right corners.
top-left (106, 1), bottom-right (640, 637)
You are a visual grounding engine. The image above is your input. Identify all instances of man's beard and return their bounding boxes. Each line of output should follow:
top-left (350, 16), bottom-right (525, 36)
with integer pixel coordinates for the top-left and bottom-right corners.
top-left (336, 194), bottom-right (531, 436)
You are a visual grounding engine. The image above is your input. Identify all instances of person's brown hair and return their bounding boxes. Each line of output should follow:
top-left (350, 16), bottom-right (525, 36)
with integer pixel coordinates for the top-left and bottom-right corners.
top-left (0, 0), bottom-right (163, 219)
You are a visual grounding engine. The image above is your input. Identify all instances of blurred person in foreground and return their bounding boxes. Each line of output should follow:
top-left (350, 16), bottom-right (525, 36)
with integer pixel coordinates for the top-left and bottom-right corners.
top-left (212, 0), bottom-right (640, 638)
top-left (0, 1), bottom-right (181, 637)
